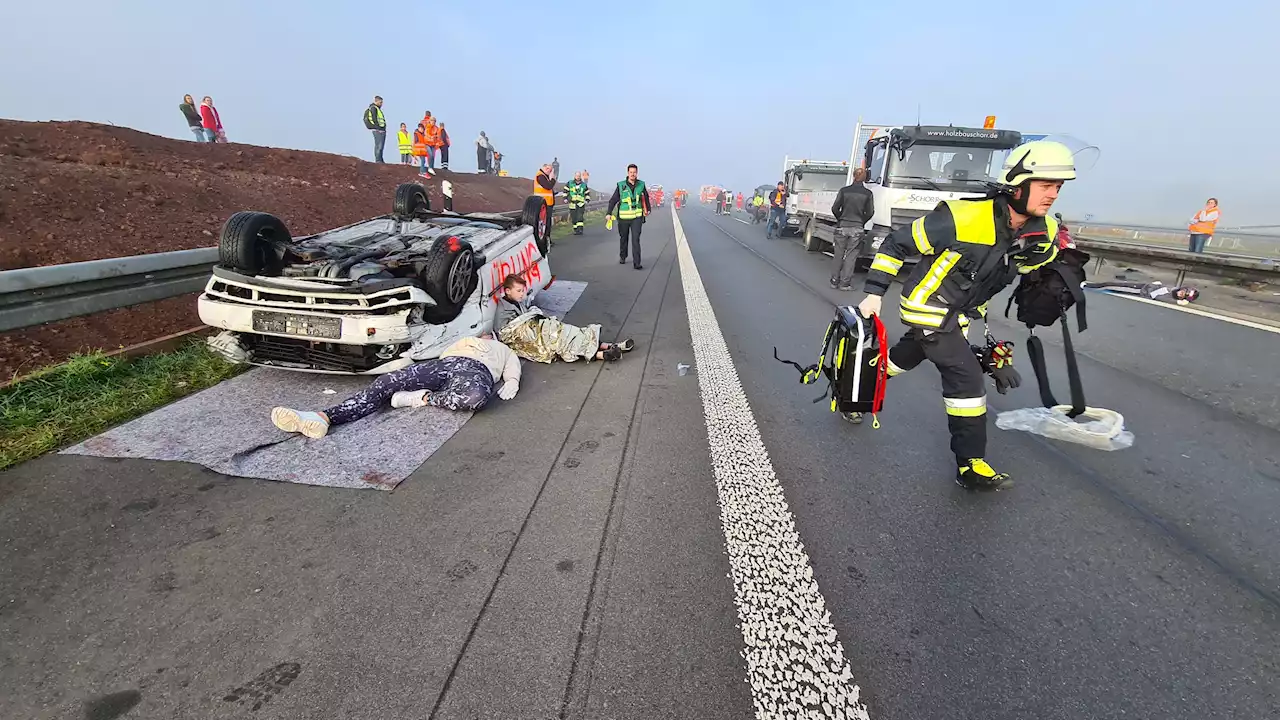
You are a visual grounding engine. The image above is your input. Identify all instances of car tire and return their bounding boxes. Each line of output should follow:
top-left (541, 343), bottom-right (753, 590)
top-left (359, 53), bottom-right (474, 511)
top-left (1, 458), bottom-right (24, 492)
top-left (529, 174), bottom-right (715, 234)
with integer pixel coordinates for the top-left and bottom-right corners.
top-left (218, 211), bottom-right (288, 276)
top-left (419, 237), bottom-right (478, 324)
top-left (803, 220), bottom-right (821, 252)
top-left (521, 195), bottom-right (552, 256)
top-left (393, 182), bottom-right (431, 220)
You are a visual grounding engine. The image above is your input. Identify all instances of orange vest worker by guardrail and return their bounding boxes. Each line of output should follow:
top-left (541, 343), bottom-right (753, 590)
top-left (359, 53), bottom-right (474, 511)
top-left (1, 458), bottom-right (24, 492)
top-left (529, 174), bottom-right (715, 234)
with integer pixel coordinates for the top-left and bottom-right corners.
top-left (1187, 198), bottom-right (1220, 253)
top-left (534, 164), bottom-right (556, 207)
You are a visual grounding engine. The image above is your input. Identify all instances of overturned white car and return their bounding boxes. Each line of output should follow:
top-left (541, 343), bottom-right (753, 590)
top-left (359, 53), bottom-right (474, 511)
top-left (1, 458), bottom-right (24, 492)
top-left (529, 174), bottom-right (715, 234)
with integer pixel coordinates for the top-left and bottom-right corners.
top-left (199, 183), bottom-right (553, 374)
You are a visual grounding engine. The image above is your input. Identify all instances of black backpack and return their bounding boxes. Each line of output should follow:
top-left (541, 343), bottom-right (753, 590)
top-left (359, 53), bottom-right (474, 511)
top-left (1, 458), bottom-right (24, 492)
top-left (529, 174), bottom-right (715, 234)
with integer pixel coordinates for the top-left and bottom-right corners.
top-left (1006, 247), bottom-right (1091, 417)
top-left (775, 306), bottom-right (888, 416)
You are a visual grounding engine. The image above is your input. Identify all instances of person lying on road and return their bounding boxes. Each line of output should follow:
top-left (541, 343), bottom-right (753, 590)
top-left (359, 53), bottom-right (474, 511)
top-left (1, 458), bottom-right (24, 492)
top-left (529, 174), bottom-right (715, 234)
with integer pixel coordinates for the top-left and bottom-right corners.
top-left (1084, 280), bottom-right (1200, 305)
top-left (494, 274), bottom-right (635, 364)
top-left (269, 335), bottom-right (521, 439)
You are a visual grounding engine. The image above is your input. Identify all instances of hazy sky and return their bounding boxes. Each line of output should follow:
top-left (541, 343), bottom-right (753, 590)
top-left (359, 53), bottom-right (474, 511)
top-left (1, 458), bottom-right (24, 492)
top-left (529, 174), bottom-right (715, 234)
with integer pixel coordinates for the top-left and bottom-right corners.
top-left (2, 0), bottom-right (1276, 226)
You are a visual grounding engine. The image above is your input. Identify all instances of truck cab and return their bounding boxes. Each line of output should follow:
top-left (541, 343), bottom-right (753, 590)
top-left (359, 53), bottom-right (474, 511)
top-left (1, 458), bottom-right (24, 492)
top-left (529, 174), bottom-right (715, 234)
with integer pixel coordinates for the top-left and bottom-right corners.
top-left (781, 158), bottom-right (849, 235)
top-left (788, 124), bottom-right (1024, 270)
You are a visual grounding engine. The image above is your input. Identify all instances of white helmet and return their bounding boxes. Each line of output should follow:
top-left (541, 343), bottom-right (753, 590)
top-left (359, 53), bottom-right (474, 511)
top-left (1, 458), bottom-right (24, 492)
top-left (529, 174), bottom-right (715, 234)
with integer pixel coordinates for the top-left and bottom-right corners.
top-left (999, 140), bottom-right (1077, 186)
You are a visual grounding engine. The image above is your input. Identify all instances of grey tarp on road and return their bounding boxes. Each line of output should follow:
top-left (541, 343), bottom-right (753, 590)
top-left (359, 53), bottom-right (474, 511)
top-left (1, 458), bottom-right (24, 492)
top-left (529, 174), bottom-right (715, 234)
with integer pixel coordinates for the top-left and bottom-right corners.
top-left (63, 281), bottom-right (588, 490)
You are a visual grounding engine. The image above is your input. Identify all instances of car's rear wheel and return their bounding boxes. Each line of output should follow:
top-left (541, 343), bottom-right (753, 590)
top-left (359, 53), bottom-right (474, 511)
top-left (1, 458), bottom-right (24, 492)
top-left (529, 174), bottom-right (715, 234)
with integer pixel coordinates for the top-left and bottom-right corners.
top-left (521, 195), bottom-right (552, 256)
top-left (393, 182), bottom-right (430, 219)
top-left (418, 236), bottom-right (478, 324)
top-left (218, 211), bottom-right (288, 276)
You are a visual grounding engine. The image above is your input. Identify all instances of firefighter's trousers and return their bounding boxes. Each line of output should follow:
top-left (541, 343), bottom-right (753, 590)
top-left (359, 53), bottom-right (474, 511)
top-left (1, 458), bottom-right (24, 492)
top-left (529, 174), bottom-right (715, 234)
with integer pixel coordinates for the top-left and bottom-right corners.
top-left (570, 203), bottom-right (585, 233)
top-left (886, 325), bottom-right (986, 462)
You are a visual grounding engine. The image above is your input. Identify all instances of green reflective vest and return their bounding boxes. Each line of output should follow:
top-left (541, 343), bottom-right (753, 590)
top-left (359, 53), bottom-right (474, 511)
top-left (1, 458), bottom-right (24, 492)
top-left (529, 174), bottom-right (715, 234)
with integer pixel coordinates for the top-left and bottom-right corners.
top-left (617, 180), bottom-right (646, 220)
top-left (564, 180), bottom-right (587, 206)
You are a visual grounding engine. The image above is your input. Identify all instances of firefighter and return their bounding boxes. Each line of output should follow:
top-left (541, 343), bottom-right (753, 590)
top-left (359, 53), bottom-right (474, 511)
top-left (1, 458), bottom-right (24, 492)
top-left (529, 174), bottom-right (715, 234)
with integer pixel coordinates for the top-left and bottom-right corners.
top-left (606, 163), bottom-right (651, 269)
top-left (562, 172), bottom-right (588, 235)
top-left (854, 140), bottom-right (1077, 490)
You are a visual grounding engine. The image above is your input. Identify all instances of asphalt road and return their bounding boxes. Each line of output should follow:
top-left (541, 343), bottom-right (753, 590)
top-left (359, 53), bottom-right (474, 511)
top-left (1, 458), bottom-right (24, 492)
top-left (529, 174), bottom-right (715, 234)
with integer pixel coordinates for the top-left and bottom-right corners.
top-left (687, 206), bottom-right (1279, 719)
top-left (1, 203), bottom-right (1277, 720)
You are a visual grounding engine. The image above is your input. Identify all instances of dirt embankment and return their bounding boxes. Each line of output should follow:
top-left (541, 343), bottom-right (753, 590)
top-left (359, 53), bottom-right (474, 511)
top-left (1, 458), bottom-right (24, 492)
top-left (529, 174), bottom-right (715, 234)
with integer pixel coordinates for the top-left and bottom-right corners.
top-left (0, 119), bottom-right (538, 378)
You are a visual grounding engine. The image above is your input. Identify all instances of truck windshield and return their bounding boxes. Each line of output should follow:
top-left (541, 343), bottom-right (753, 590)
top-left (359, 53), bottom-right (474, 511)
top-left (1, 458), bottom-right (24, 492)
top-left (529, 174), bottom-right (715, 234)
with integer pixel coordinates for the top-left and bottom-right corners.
top-left (885, 144), bottom-right (1012, 191)
top-left (790, 170), bottom-right (848, 193)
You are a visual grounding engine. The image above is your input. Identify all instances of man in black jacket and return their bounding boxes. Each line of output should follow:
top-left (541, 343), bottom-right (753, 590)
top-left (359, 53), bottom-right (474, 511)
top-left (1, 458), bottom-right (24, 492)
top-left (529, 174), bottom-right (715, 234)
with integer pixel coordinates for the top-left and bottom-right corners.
top-left (363, 96), bottom-right (387, 163)
top-left (829, 168), bottom-right (876, 289)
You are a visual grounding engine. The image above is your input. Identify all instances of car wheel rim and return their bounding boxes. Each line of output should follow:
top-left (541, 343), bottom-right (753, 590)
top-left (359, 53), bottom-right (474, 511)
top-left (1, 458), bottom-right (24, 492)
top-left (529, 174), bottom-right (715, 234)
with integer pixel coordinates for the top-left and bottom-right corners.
top-left (447, 253), bottom-right (473, 302)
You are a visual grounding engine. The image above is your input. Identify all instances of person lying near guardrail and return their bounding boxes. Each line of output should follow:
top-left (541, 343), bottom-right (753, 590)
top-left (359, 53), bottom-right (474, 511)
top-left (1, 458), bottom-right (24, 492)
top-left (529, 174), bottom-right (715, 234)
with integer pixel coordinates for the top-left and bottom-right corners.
top-left (495, 274), bottom-right (635, 363)
top-left (1084, 280), bottom-right (1200, 305)
top-left (269, 335), bottom-right (521, 439)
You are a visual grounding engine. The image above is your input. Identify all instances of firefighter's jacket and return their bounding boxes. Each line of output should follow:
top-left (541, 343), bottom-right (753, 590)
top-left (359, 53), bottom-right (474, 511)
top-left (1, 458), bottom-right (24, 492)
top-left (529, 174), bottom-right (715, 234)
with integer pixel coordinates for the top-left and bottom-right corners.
top-left (863, 196), bottom-right (1059, 333)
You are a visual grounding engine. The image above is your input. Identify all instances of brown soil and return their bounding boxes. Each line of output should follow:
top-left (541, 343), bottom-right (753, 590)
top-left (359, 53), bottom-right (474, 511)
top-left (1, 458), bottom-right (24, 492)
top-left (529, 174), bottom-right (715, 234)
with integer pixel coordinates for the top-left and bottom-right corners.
top-left (0, 119), bottom-right (539, 379)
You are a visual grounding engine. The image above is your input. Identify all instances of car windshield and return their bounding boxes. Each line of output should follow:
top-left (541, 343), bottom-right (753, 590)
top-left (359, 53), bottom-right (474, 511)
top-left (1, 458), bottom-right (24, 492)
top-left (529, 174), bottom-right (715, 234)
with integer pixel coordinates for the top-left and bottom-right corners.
top-left (885, 144), bottom-right (1012, 191)
top-left (790, 170), bottom-right (848, 192)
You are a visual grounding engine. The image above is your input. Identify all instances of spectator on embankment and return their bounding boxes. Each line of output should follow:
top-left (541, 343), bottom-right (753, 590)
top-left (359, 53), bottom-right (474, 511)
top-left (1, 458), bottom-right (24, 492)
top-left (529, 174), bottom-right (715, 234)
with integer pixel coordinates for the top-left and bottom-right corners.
top-left (363, 95), bottom-right (387, 163)
top-left (397, 123), bottom-right (412, 164)
top-left (199, 96), bottom-right (223, 143)
top-left (476, 131), bottom-right (491, 173)
top-left (439, 123), bottom-right (451, 170)
top-left (179, 95), bottom-right (204, 142)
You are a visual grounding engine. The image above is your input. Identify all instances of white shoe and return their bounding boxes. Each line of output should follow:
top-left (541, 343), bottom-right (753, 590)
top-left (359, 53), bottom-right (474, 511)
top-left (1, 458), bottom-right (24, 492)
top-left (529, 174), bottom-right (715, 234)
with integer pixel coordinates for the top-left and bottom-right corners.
top-left (391, 390), bottom-right (429, 408)
top-left (271, 407), bottom-right (330, 439)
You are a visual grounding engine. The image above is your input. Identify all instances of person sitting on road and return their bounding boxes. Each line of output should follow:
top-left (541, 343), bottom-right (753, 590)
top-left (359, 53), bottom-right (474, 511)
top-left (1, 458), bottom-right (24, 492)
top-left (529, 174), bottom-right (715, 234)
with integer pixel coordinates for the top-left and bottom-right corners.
top-left (495, 274), bottom-right (635, 363)
top-left (269, 335), bottom-right (521, 439)
top-left (1084, 279), bottom-right (1200, 305)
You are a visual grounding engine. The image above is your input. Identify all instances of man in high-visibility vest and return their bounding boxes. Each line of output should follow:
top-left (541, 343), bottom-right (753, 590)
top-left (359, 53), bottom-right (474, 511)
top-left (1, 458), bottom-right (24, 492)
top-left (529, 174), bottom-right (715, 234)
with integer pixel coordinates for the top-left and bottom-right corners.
top-left (606, 164), bottom-right (652, 270)
top-left (561, 172), bottom-right (588, 235)
top-left (396, 123), bottom-right (412, 165)
top-left (533, 163), bottom-right (556, 233)
top-left (363, 96), bottom-right (386, 163)
top-left (1187, 198), bottom-right (1220, 253)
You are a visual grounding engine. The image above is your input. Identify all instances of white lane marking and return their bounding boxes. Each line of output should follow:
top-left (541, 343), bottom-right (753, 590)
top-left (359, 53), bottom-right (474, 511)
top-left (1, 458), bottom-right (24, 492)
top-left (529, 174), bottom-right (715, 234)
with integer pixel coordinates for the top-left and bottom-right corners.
top-left (1099, 291), bottom-right (1280, 335)
top-left (671, 210), bottom-right (871, 719)
top-left (734, 217), bottom-right (751, 225)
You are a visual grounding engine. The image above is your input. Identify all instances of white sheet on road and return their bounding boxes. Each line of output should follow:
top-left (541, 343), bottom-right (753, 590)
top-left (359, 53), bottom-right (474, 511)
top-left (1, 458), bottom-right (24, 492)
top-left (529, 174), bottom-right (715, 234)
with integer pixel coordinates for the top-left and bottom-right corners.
top-left (63, 281), bottom-right (588, 490)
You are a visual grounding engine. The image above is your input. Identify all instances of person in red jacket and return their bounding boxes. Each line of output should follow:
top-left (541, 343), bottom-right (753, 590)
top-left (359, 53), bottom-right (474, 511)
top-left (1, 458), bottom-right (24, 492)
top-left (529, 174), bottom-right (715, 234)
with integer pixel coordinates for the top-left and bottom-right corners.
top-left (199, 96), bottom-right (222, 143)
top-left (736, 192), bottom-right (744, 211)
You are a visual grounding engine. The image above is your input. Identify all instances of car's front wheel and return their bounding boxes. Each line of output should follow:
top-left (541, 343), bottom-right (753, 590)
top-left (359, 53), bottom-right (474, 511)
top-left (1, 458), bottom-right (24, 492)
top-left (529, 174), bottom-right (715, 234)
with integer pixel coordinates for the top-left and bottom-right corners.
top-left (393, 182), bottom-right (431, 220)
top-left (418, 236), bottom-right (478, 324)
top-left (521, 195), bottom-right (552, 256)
top-left (218, 211), bottom-right (288, 276)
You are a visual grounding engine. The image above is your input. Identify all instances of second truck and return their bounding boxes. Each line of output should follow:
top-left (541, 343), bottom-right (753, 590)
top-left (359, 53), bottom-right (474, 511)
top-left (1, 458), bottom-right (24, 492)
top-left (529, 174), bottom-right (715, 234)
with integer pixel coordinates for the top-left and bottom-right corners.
top-left (788, 122), bottom-right (1025, 270)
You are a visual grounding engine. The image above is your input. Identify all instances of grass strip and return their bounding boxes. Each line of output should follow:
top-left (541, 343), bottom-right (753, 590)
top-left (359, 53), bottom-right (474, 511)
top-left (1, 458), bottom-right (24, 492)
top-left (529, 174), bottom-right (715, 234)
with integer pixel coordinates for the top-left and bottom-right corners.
top-left (551, 210), bottom-right (608, 241)
top-left (0, 341), bottom-right (246, 471)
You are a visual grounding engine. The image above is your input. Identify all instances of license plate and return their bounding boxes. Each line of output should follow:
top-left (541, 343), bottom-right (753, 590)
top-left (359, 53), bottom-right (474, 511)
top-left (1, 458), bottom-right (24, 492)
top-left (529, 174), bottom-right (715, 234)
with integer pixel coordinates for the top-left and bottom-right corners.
top-left (252, 311), bottom-right (342, 339)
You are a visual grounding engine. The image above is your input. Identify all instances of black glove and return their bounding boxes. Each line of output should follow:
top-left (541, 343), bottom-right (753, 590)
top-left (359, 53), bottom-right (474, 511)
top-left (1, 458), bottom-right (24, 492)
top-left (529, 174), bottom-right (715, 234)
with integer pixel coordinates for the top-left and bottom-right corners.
top-left (988, 341), bottom-right (1020, 394)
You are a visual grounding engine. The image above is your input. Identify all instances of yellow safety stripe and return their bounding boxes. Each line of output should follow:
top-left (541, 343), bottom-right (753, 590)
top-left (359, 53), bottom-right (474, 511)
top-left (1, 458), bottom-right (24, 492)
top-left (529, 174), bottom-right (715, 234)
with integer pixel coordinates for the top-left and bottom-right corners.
top-left (900, 296), bottom-right (947, 315)
top-left (907, 250), bottom-right (962, 306)
top-left (870, 254), bottom-right (903, 275)
top-left (898, 309), bottom-right (944, 328)
top-left (944, 396), bottom-right (987, 417)
top-left (1017, 242), bottom-right (1059, 273)
top-left (911, 216), bottom-right (934, 255)
top-left (886, 357), bottom-right (909, 377)
top-left (835, 337), bottom-right (846, 370)
top-left (946, 200), bottom-right (997, 246)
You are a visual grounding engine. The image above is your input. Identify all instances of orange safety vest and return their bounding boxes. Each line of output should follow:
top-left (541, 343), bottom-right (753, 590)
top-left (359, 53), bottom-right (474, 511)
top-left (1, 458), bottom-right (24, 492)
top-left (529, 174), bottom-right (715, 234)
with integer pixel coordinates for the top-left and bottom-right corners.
top-left (1189, 207), bottom-right (1220, 235)
top-left (411, 129), bottom-right (428, 156)
top-left (424, 123), bottom-right (442, 148)
top-left (533, 171), bottom-right (555, 206)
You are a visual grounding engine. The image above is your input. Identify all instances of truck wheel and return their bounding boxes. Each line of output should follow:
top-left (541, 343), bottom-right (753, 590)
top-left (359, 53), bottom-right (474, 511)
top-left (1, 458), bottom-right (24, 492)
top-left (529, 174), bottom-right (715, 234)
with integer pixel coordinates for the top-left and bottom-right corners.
top-left (521, 195), bottom-right (552, 256)
top-left (393, 183), bottom-right (430, 219)
top-left (218, 211), bottom-right (288, 276)
top-left (802, 220), bottom-right (822, 252)
top-left (419, 237), bottom-right (478, 324)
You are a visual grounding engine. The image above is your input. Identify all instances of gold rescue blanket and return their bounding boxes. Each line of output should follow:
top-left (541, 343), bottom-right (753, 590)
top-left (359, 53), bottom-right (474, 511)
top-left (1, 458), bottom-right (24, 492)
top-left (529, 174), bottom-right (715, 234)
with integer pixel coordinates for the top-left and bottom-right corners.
top-left (498, 310), bottom-right (602, 364)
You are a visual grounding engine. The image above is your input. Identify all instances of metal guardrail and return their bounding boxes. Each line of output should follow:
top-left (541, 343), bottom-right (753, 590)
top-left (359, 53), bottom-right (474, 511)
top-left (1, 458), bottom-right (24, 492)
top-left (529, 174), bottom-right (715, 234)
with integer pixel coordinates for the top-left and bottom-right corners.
top-left (1066, 219), bottom-right (1280, 260)
top-left (1073, 235), bottom-right (1279, 287)
top-left (0, 200), bottom-right (607, 333)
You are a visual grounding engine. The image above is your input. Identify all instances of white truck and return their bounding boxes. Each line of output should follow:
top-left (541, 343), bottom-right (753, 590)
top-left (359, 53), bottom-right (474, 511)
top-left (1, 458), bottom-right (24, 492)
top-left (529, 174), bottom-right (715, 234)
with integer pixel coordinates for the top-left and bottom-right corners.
top-left (790, 122), bottom-right (1025, 271)
top-left (779, 157), bottom-right (850, 236)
